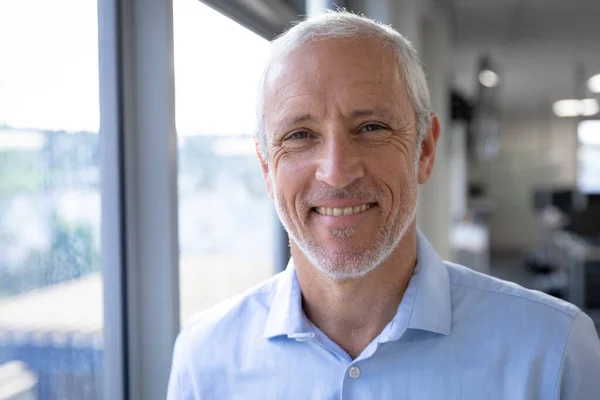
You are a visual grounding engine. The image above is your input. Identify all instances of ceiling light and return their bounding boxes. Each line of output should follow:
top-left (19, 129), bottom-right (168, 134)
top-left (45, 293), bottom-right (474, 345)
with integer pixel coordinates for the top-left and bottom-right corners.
top-left (588, 74), bottom-right (600, 93)
top-left (553, 99), bottom-right (599, 117)
top-left (578, 120), bottom-right (600, 145)
top-left (581, 98), bottom-right (600, 116)
top-left (553, 99), bottom-right (581, 117)
top-left (478, 69), bottom-right (499, 88)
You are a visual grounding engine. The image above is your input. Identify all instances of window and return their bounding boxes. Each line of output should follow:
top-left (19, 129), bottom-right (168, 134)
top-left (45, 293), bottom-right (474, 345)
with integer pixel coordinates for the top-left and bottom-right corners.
top-left (173, 0), bottom-right (275, 325)
top-left (577, 120), bottom-right (600, 194)
top-left (0, 1), bottom-right (103, 398)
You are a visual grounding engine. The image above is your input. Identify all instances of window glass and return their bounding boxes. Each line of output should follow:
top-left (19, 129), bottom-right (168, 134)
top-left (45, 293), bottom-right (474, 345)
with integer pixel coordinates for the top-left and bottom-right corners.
top-left (577, 120), bottom-right (600, 194)
top-left (0, 1), bottom-right (103, 398)
top-left (174, 0), bottom-right (275, 325)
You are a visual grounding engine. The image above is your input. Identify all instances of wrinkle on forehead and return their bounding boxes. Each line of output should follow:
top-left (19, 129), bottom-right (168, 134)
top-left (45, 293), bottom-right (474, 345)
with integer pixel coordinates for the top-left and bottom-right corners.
top-left (263, 37), bottom-right (414, 139)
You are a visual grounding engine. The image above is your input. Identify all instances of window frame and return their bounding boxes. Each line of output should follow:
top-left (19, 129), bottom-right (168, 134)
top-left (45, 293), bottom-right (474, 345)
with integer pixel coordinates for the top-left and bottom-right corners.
top-left (99, 0), bottom-right (180, 399)
top-left (98, 0), bottom-right (127, 398)
top-left (201, 0), bottom-right (300, 39)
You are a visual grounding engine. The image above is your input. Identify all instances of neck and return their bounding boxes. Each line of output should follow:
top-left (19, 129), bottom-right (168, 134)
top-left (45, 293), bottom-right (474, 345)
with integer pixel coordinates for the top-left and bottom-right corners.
top-left (293, 225), bottom-right (418, 359)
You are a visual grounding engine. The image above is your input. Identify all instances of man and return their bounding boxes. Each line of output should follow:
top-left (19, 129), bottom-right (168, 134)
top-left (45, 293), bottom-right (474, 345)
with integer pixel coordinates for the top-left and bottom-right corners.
top-left (168, 11), bottom-right (600, 399)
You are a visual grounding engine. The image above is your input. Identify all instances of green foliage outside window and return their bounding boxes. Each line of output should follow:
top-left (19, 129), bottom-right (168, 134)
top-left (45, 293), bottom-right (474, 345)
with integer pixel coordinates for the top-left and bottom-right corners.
top-left (0, 212), bottom-right (100, 298)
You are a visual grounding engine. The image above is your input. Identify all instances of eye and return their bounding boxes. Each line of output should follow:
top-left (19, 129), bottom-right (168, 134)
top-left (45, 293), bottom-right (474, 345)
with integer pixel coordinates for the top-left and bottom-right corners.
top-left (361, 123), bottom-right (386, 132)
top-left (284, 131), bottom-right (310, 140)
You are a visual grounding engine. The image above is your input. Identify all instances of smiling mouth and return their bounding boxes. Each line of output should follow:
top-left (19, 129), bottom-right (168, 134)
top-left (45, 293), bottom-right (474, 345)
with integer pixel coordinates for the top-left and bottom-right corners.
top-left (312, 203), bottom-right (376, 217)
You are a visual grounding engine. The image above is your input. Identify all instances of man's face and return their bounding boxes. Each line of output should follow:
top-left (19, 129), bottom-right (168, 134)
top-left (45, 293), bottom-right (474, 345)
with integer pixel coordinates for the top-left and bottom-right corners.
top-left (260, 37), bottom-right (437, 281)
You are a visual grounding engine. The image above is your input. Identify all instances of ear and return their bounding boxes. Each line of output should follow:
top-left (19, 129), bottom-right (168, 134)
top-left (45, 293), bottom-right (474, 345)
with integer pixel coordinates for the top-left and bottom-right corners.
top-left (417, 113), bottom-right (441, 184)
top-left (255, 139), bottom-right (274, 200)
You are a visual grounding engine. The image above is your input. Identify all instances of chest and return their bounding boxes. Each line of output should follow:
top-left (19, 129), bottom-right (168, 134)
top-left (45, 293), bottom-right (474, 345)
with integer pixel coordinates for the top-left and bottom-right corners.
top-left (182, 338), bottom-right (555, 400)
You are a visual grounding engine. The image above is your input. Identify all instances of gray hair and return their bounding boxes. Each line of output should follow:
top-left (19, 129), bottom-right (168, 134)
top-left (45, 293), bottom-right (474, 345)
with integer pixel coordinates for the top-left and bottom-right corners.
top-left (255, 10), bottom-right (433, 161)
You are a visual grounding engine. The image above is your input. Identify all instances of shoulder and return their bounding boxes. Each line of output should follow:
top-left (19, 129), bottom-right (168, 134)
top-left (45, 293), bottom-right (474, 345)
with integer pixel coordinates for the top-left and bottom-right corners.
top-left (443, 262), bottom-right (600, 399)
top-left (167, 273), bottom-right (285, 398)
top-left (186, 272), bottom-right (279, 327)
top-left (554, 309), bottom-right (600, 398)
top-left (171, 272), bottom-right (281, 368)
top-left (445, 261), bottom-right (579, 329)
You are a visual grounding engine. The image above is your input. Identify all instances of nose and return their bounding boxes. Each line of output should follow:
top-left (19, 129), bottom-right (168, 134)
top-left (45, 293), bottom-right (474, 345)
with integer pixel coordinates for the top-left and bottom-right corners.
top-left (315, 133), bottom-right (365, 189)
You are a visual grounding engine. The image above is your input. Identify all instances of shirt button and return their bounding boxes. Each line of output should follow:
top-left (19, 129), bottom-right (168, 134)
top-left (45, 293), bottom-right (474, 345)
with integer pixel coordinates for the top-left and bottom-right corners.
top-left (348, 366), bottom-right (361, 379)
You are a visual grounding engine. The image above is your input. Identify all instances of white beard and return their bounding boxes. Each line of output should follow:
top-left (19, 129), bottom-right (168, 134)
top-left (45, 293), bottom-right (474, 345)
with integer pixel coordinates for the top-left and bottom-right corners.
top-left (272, 175), bottom-right (418, 282)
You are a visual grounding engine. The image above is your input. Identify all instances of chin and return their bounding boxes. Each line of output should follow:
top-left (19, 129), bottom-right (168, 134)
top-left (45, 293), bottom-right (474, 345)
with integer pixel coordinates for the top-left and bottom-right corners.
top-left (314, 259), bottom-right (380, 282)
top-left (305, 245), bottom-right (389, 281)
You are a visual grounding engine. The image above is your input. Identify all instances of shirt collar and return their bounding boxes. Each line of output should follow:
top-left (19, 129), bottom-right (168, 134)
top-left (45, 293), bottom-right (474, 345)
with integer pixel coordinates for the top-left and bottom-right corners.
top-left (378, 229), bottom-right (452, 342)
top-left (263, 229), bottom-right (451, 341)
top-left (262, 260), bottom-right (315, 340)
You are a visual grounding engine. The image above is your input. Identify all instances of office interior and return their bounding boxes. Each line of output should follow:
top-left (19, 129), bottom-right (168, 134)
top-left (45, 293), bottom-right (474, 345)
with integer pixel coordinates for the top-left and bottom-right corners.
top-left (0, 0), bottom-right (599, 398)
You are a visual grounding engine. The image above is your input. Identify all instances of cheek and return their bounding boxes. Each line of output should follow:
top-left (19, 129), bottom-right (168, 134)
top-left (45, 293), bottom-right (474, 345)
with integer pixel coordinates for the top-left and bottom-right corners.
top-left (369, 152), bottom-right (417, 208)
top-left (274, 156), bottom-right (314, 204)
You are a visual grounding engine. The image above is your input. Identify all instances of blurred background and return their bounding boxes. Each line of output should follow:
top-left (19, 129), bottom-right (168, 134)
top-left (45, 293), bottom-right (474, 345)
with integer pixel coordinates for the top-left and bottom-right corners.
top-left (0, 0), bottom-right (599, 398)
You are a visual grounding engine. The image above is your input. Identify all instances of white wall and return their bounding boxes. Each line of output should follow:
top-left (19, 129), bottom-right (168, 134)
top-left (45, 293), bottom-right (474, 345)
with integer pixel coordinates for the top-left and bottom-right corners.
top-left (417, 5), bottom-right (454, 260)
top-left (475, 113), bottom-right (578, 253)
top-left (450, 122), bottom-right (468, 222)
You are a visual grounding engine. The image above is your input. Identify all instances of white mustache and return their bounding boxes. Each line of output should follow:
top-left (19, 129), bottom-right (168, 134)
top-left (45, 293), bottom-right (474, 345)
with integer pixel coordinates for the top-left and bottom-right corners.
top-left (302, 184), bottom-right (382, 207)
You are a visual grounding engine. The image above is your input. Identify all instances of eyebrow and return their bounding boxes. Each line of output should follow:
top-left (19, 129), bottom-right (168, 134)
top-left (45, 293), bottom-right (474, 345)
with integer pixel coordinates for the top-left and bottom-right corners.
top-left (349, 107), bottom-right (394, 120)
top-left (288, 113), bottom-right (315, 125)
top-left (279, 107), bottom-right (394, 128)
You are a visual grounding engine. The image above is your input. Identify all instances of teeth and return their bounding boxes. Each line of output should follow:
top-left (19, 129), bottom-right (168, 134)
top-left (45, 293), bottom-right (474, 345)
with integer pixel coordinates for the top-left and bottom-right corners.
top-left (316, 203), bottom-right (373, 217)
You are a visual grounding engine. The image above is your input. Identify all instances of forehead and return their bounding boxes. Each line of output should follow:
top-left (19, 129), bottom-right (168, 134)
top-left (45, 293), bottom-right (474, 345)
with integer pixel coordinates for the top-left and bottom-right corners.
top-left (264, 37), bottom-right (411, 123)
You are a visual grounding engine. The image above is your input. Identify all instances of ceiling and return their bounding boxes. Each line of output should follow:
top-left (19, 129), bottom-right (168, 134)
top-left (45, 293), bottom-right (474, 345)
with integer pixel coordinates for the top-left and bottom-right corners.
top-left (450, 0), bottom-right (600, 116)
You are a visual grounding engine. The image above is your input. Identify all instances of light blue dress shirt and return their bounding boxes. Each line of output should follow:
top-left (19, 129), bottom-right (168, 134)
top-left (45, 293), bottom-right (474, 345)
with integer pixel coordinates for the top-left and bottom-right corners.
top-left (167, 231), bottom-right (600, 399)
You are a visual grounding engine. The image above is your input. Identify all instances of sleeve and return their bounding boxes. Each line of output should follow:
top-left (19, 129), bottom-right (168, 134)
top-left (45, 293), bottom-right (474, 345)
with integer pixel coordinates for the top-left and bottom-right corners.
top-left (554, 310), bottom-right (600, 399)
